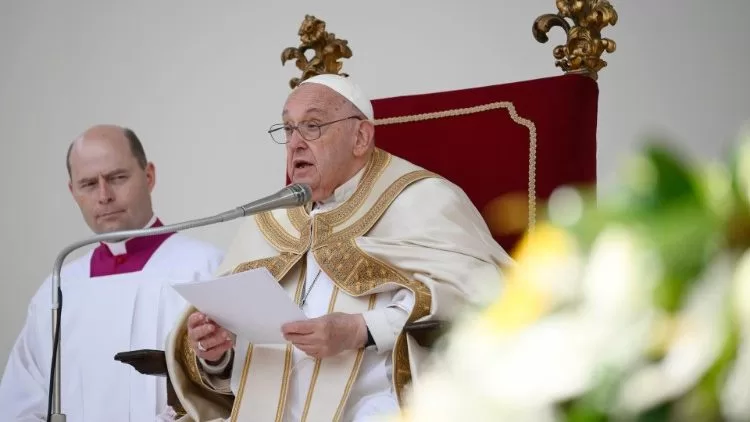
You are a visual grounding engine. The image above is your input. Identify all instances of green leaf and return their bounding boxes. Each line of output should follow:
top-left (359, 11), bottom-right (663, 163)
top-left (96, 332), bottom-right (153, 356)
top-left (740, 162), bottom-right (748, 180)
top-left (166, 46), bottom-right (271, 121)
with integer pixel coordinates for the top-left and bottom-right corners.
top-left (641, 201), bottom-right (721, 311)
top-left (624, 143), bottom-right (703, 212)
top-left (569, 143), bottom-right (706, 248)
top-left (635, 403), bottom-right (672, 422)
top-left (561, 367), bottom-right (622, 422)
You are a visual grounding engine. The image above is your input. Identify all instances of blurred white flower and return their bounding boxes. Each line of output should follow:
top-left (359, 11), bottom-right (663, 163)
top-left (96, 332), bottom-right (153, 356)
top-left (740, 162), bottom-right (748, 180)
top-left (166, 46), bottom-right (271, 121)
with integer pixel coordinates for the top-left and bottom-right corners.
top-left (721, 249), bottom-right (750, 420)
top-left (547, 186), bottom-right (585, 227)
top-left (617, 254), bottom-right (734, 414)
top-left (580, 226), bottom-right (661, 323)
top-left (395, 170), bottom-right (750, 422)
top-left (732, 249), bottom-right (750, 329)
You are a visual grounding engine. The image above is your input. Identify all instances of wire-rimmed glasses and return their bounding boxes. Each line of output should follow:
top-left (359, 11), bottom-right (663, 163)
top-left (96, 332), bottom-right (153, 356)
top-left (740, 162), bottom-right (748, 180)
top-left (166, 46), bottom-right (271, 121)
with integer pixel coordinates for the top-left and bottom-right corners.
top-left (268, 116), bottom-right (361, 144)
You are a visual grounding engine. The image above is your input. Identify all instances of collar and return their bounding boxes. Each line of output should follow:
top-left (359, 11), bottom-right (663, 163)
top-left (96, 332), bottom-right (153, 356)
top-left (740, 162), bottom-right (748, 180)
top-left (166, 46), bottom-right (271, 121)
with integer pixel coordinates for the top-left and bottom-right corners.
top-left (312, 166), bottom-right (366, 214)
top-left (101, 214), bottom-right (158, 256)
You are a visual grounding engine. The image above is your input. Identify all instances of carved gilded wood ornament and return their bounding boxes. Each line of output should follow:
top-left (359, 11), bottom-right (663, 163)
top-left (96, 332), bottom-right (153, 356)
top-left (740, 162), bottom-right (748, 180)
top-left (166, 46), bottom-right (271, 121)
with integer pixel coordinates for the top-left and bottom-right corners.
top-left (280, 15), bottom-right (352, 89)
top-left (281, 3), bottom-right (618, 85)
top-left (533, 0), bottom-right (618, 80)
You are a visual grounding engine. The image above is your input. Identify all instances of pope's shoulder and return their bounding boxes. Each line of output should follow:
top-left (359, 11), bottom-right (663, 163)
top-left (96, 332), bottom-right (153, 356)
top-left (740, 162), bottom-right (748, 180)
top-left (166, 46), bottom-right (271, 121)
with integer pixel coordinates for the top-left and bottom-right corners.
top-left (378, 172), bottom-right (496, 239)
top-left (391, 173), bottom-right (475, 213)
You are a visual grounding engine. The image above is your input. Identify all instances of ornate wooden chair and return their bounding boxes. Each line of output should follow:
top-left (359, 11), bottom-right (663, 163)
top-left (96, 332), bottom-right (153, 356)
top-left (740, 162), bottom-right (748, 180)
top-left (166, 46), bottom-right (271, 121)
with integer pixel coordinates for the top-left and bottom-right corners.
top-left (116, 0), bottom-right (617, 412)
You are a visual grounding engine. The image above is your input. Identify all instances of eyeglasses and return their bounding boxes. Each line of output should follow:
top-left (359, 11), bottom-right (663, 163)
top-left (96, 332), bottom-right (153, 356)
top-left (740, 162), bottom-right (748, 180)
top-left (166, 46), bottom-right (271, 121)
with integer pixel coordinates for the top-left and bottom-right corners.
top-left (268, 116), bottom-right (362, 144)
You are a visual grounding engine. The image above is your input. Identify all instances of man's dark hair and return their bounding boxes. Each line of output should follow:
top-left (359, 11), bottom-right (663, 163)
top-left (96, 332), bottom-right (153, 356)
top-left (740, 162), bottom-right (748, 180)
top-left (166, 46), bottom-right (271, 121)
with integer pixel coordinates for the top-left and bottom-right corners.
top-left (66, 127), bottom-right (148, 178)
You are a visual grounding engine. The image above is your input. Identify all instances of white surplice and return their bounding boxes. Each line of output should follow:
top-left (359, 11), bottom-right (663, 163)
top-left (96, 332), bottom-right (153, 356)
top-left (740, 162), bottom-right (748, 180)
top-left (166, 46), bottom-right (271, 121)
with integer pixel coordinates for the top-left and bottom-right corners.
top-left (0, 233), bottom-right (223, 422)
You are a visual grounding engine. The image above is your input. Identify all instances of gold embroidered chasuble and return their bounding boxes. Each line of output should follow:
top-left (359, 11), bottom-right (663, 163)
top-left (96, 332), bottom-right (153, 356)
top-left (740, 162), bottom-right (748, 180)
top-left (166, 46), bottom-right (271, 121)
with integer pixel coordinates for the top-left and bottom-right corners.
top-left (164, 148), bottom-right (512, 421)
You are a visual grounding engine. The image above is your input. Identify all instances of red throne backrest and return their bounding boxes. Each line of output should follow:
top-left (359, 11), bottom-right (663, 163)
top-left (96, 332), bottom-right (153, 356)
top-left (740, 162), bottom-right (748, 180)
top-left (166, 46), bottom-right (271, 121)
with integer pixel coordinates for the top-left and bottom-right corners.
top-left (371, 74), bottom-right (599, 253)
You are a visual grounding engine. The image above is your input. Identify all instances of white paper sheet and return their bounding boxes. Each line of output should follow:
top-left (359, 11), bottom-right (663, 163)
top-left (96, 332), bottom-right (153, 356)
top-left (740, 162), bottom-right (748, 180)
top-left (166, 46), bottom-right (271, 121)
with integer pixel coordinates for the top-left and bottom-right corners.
top-left (170, 267), bottom-right (307, 344)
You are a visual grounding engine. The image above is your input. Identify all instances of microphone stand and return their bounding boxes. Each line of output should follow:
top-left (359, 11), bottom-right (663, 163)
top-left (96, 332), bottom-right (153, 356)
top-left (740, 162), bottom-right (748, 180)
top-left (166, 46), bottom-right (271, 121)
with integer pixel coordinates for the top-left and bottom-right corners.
top-left (47, 184), bottom-right (311, 421)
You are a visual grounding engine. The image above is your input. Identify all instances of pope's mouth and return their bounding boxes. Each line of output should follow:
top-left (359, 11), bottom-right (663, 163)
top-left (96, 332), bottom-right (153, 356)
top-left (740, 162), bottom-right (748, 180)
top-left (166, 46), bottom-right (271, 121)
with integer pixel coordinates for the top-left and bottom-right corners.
top-left (294, 160), bottom-right (313, 170)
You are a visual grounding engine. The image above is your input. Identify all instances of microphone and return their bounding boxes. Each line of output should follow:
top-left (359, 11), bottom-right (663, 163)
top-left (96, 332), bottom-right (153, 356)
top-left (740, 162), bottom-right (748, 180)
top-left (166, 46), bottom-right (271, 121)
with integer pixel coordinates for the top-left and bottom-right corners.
top-left (46, 183), bottom-right (312, 421)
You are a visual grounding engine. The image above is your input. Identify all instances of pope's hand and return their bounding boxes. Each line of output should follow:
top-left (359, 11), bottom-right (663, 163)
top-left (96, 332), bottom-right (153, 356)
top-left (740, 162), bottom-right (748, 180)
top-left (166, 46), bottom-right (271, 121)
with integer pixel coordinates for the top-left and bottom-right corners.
top-left (281, 312), bottom-right (368, 359)
top-left (187, 311), bottom-right (234, 363)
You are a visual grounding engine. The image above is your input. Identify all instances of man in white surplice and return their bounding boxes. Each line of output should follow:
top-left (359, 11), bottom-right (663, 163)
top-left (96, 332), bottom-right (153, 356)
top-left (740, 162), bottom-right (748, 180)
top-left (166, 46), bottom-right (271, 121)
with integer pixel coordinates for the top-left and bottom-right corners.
top-left (164, 75), bottom-right (513, 421)
top-left (0, 125), bottom-right (224, 421)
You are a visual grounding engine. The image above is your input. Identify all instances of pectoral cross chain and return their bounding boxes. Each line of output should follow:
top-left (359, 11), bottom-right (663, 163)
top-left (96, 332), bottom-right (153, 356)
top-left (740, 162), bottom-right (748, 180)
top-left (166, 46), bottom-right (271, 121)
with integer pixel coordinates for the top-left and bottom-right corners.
top-left (299, 269), bottom-right (322, 307)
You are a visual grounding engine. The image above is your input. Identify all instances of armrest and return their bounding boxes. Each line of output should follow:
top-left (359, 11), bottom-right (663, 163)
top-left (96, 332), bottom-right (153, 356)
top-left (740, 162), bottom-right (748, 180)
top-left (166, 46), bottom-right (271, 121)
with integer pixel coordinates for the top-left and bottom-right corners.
top-left (403, 320), bottom-right (449, 348)
top-left (114, 349), bottom-right (168, 376)
top-left (115, 349), bottom-right (183, 413)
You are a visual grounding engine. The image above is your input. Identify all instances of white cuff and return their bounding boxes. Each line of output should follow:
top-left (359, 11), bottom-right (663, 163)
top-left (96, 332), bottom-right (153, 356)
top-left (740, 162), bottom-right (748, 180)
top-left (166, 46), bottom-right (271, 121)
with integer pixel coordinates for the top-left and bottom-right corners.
top-left (361, 306), bottom-right (409, 352)
top-left (199, 350), bottom-right (232, 375)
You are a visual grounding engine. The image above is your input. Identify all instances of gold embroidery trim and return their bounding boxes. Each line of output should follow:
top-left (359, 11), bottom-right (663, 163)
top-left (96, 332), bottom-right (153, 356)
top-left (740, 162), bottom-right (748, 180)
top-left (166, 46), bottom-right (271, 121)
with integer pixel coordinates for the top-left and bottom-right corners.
top-left (317, 169), bottom-right (437, 248)
top-left (300, 286), bottom-right (340, 421)
top-left (312, 170), bottom-right (437, 301)
top-left (287, 147), bottom-right (391, 232)
top-left (229, 345), bottom-right (254, 422)
top-left (318, 148), bottom-right (391, 226)
top-left (255, 212), bottom-right (309, 254)
top-left (288, 206), bottom-right (308, 233)
top-left (300, 360), bottom-right (323, 422)
top-left (275, 267), bottom-right (307, 421)
top-left (392, 333), bottom-right (411, 406)
top-left (228, 264), bottom-right (305, 421)
top-left (347, 243), bottom-right (430, 402)
top-left (311, 170), bottom-right (437, 402)
top-left (235, 160), bottom-right (440, 405)
top-left (173, 307), bottom-right (236, 418)
top-left (333, 294), bottom-right (377, 422)
top-left (176, 307), bottom-right (218, 393)
top-left (178, 337), bottom-right (201, 387)
top-left (230, 252), bottom-right (302, 281)
top-left (246, 150), bottom-right (405, 286)
top-left (374, 102), bottom-right (538, 229)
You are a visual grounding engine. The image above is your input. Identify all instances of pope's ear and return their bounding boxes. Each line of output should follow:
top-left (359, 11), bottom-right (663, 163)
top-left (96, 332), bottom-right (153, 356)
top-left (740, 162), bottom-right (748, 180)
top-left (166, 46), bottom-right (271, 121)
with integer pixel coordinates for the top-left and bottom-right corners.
top-left (353, 120), bottom-right (375, 157)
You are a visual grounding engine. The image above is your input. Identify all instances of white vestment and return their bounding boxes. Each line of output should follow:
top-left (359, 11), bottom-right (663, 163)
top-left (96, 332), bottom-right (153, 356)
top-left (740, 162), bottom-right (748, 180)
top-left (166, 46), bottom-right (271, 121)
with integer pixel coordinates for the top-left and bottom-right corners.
top-left (165, 148), bottom-right (513, 422)
top-left (0, 232), bottom-right (224, 422)
top-left (189, 188), bottom-right (410, 421)
top-left (284, 205), bottom-right (408, 421)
